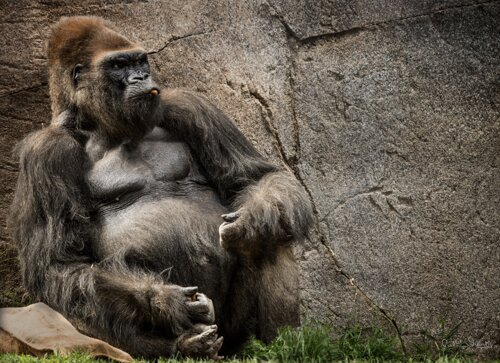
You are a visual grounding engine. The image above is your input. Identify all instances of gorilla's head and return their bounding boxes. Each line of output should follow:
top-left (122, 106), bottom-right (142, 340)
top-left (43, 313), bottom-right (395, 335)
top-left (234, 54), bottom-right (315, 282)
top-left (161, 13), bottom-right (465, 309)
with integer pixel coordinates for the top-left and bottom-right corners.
top-left (48, 16), bottom-right (160, 141)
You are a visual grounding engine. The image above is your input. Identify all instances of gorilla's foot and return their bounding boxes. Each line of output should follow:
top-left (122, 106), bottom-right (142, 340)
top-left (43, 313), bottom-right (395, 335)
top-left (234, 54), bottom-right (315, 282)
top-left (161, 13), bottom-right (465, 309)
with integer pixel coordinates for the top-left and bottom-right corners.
top-left (178, 324), bottom-right (224, 360)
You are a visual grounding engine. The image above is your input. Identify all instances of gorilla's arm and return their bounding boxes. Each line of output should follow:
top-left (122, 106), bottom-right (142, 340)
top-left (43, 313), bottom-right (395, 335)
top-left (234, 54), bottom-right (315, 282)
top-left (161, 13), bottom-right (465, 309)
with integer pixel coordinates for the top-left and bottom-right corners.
top-left (10, 125), bottom-right (211, 349)
top-left (161, 89), bottom-right (313, 255)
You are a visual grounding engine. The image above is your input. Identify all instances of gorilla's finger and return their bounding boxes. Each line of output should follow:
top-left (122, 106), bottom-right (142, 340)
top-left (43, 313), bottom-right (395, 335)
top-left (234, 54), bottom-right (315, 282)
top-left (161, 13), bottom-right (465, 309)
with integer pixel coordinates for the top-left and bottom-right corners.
top-left (219, 221), bottom-right (245, 244)
top-left (190, 323), bottom-right (216, 334)
top-left (205, 324), bottom-right (218, 334)
top-left (208, 336), bottom-right (223, 352)
top-left (208, 336), bottom-right (224, 357)
top-left (205, 337), bottom-right (224, 361)
top-left (187, 292), bottom-right (209, 305)
top-left (187, 300), bottom-right (209, 313)
top-left (193, 326), bottom-right (217, 343)
top-left (221, 211), bottom-right (240, 222)
top-left (182, 286), bottom-right (198, 297)
top-left (194, 292), bottom-right (210, 304)
top-left (186, 293), bottom-right (214, 324)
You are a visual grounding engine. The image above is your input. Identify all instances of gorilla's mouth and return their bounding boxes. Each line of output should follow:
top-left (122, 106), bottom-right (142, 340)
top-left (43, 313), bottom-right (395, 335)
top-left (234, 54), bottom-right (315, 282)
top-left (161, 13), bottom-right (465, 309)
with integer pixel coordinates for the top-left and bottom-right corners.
top-left (148, 87), bottom-right (160, 96)
top-left (127, 85), bottom-right (160, 103)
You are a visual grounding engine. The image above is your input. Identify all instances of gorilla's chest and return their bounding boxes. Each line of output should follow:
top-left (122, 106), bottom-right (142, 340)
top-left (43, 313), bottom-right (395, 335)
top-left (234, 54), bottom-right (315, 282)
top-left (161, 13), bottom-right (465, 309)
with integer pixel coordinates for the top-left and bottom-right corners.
top-left (86, 127), bottom-right (193, 200)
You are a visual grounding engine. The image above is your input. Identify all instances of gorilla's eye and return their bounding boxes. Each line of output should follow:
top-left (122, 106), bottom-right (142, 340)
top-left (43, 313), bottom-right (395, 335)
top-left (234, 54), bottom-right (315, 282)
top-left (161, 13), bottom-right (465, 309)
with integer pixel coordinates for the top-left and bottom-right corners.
top-left (112, 59), bottom-right (127, 69)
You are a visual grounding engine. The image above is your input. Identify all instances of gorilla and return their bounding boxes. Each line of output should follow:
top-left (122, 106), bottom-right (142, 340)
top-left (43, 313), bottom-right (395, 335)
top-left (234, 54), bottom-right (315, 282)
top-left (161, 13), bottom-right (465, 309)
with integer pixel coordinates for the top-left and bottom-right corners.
top-left (10, 16), bottom-right (313, 359)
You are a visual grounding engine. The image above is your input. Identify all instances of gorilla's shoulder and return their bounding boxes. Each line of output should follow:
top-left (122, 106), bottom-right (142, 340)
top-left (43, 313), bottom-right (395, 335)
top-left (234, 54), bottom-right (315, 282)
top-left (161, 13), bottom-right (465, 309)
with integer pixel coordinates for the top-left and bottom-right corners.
top-left (16, 124), bottom-right (88, 176)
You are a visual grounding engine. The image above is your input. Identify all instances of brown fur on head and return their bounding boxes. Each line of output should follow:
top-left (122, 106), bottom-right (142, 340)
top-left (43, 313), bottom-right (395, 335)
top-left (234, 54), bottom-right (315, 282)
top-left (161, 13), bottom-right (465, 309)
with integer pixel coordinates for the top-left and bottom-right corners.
top-left (47, 16), bottom-right (159, 141)
top-left (48, 16), bottom-right (134, 116)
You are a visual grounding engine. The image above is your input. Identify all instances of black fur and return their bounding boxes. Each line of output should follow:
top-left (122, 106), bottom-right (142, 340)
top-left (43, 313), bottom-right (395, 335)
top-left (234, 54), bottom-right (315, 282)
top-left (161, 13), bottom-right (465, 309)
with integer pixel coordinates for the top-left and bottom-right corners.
top-left (10, 16), bottom-right (313, 358)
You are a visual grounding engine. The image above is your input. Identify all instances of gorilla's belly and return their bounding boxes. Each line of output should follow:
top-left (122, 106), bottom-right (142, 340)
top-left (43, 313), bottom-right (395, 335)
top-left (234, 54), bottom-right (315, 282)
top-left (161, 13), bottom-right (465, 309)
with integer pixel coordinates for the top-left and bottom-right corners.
top-left (97, 195), bottom-right (233, 298)
top-left (98, 195), bottom-right (226, 257)
top-left (86, 127), bottom-right (235, 296)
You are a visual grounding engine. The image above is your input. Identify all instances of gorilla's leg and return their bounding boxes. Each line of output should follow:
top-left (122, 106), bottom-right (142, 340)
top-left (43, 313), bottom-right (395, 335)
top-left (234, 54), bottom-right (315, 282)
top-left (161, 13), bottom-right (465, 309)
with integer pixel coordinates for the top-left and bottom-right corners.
top-left (61, 256), bottom-right (220, 359)
top-left (216, 259), bottom-right (256, 354)
top-left (220, 245), bottom-right (300, 352)
top-left (256, 246), bottom-right (300, 342)
top-left (80, 319), bottom-right (222, 359)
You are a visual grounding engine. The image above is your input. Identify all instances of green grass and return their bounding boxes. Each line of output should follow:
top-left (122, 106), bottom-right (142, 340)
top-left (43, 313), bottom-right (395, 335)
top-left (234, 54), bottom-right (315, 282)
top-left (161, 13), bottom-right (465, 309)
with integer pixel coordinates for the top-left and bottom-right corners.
top-left (240, 325), bottom-right (403, 362)
top-left (0, 324), bottom-right (486, 363)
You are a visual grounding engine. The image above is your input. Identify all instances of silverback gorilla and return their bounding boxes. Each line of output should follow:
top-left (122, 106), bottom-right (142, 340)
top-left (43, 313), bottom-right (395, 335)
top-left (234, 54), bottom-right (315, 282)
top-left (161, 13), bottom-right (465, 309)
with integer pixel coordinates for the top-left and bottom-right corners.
top-left (10, 16), bottom-right (313, 359)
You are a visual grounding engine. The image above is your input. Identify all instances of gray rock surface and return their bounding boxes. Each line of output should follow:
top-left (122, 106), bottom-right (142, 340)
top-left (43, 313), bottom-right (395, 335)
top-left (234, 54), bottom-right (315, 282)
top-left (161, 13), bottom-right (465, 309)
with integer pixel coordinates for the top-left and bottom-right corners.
top-left (0, 0), bottom-right (498, 358)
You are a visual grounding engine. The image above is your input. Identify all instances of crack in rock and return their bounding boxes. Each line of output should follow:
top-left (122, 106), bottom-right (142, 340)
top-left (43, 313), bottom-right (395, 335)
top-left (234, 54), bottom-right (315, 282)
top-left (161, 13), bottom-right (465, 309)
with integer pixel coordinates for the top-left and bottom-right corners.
top-left (247, 87), bottom-right (292, 168)
top-left (312, 184), bottom-right (408, 352)
top-left (312, 240), bottom-right (407, 354)
top-left (336, 251), bottom-right (407, 353)
top-left (266, 0), bottom-right (497, 48)
top-left (0, 82), bottom-right (47, 99)
top-left (267, 0), bottom-right (366, 46)
top-left (147, 30), bottom-right (214, 55)
top-left (265, 2), bottom-right (409, 351)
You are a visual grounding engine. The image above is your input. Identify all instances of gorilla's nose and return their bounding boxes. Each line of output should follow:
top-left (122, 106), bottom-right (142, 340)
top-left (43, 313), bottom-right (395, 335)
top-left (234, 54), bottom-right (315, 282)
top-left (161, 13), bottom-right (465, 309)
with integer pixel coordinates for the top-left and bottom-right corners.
top-left (128, 72), bottom-right (149, 84)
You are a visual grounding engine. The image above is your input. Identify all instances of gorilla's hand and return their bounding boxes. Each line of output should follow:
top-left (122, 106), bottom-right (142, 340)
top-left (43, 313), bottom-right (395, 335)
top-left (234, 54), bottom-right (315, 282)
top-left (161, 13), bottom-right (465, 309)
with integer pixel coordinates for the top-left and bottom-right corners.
top-left (186, 291), bottom-right (215, 324)
top-left (149, 285), bottom-right (215, 335)
top-left (218, 204), bottom-right (291, 257)
top-left (177, 324), bottom-right (224, 360)
top-left (218, 171), bottom-right (313, 257)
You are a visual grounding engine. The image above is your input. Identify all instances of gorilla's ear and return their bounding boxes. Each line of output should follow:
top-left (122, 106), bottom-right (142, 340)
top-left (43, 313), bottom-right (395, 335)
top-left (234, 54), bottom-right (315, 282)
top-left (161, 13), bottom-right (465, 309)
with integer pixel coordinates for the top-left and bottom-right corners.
top-left (72, 64), bottom-right (84, 86)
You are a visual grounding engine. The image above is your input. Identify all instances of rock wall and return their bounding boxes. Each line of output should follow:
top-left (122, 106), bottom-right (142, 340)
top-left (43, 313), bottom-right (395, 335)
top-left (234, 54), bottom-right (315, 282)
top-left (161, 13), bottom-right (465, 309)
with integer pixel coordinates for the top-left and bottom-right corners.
top-left (0, 0), bottom-right (498, 357)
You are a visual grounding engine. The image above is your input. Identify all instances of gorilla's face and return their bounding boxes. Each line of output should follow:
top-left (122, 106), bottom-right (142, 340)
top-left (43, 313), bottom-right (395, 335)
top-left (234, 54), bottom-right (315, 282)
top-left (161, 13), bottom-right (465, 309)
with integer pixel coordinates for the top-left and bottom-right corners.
top-left (74, 48), bottom-right (161, 141)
